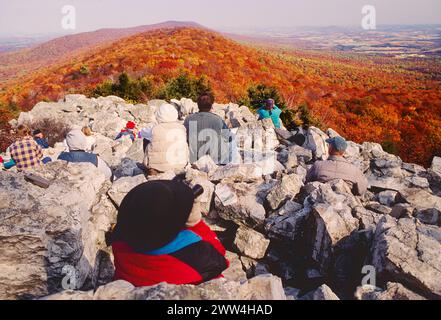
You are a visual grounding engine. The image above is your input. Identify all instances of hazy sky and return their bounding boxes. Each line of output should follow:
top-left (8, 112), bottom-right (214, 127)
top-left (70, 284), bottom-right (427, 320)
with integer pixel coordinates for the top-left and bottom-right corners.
top-left (1, 0), bottom-right (441, 35)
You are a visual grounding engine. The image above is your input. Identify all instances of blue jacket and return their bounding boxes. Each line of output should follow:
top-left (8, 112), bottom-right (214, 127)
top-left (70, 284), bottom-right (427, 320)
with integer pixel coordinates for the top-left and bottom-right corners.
top-left (34, 138), bottom-right (50, 149)
top-left (58, 151), bottom-right (98, 167)
top-left (257, 106), bottom-right (283, 129)
top-left (115, 130), bottom-right (136, 142)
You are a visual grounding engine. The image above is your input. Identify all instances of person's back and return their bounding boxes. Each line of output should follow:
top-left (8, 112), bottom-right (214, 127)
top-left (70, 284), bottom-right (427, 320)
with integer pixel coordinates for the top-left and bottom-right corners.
top-left (144, 104), bottom-right (189, 173)
top-left (58, 150), bottom-right (98, 166)
top-left (33, 130), bottom-right (49, 149)
top-left (110, 180), bottom-right (228, 287)
top-left (307, 156), bottom-right (367, 195)
top-left (10, 125), bottom-right (43, 171)
top-left (306, 136), bottom-right (368, 196)
top-left (115, 121), bottom-right (137, 142)
top-left (184, 112), bottom-right (230, 164)
top-left (147, 121), bottom-right (188, 173)
top-left (58, 129), bottom-right (112, 180)
top-left (184, 93), bottom-right (231, 165)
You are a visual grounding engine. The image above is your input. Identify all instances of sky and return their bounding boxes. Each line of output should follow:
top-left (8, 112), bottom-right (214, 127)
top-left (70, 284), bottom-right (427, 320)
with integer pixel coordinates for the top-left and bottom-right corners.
top-left (0, 0), bottom-right (441, 35)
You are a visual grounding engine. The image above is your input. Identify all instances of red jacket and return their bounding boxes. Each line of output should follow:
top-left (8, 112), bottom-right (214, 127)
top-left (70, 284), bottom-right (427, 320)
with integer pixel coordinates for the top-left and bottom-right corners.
top-left (112, 221), bottom-right (229, 287)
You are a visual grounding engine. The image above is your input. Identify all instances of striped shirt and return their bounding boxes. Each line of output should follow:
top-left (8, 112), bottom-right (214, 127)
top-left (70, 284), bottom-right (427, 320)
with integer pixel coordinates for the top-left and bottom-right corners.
top-left (10, 136), bottom-right (43, 171)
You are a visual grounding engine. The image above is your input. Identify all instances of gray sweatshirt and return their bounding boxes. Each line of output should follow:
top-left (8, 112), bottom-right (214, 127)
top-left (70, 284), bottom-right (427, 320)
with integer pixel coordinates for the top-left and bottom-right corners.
top-left (306, 155), bottom-right (368, 195)
top-left (184, 112), bottom-right (231, 165)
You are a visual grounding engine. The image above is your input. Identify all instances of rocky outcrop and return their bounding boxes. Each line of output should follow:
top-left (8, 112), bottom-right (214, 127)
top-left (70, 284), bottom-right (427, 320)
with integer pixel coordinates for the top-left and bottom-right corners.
top-left (304, 184), bottom-right (360, 274)
top-left (43, 275), bottom-right (286, 300)
top-left (2, 94), bottom-right (441, 300)
top-left (301, 284), bottom-right (340, 300)
top-left (234, 227), bottom-right (270, 260)
top-left (355, 283), bottom-right (426, 300)
top-left (0, 162), bottom-right (113, 299)
top-left (371, 216), bottom-right (441, 299)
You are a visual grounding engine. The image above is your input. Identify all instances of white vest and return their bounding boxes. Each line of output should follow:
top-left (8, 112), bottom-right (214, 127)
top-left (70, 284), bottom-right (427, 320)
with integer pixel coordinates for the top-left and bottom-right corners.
top-left (144, 122), bottom-right (189, 173)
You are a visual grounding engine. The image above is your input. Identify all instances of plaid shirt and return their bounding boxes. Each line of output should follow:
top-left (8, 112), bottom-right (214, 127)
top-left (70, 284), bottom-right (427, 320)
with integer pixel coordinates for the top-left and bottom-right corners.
top-left (10, 136), bottom-right (43, 171)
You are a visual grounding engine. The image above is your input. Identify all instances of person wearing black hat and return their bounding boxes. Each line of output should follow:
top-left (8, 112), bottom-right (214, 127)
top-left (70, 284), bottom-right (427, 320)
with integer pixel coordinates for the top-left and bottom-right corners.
top-left (110, 180), bottom-right (229, 287)
top-left (33, 129), bottom-right (50, 149)
top-left (306, 136), bottom-right (368, 196)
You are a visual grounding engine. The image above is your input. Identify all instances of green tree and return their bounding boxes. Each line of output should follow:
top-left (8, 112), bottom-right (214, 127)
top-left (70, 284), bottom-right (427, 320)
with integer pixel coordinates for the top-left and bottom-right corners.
top-left (92, 72), bottom-right (154, 102)
top-left (93, 80), bottom-right (114, 97)
top-left (239, 84), bottom-right (286, 110)
top-left (296, 103), bottom-right (321, 129)
top-left (156, 73), bottom-right (211, 101)
top-left (79, 65), bottom-right (89, 76)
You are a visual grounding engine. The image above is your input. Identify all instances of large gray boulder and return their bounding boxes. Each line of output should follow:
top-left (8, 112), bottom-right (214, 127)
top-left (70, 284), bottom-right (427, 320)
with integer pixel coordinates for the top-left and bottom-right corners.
top-left (305, 184), bottom-right (360, 273)
top-left (0, 162), bottom-right (113, 300)
top-left (234, 227), bottom-right (270, 260)
top-left (214, 182), bottom-right (267, 228)
top-left (355, 283), bottom-right (426, 300)
top-left (266, 174), bottom-right (303, 210)
top-left (300, 284), bottom-right (340, 300)
top-left (372, 216), bottom-right (441, 299)
top-left (304, 127), bottom-right (329, 160)
top-left (43, 275), bottom-right (286, 300)
top-left (107, 175), bottom-right (147, 207)
top-left (209, 163), bottom-right (263, 183)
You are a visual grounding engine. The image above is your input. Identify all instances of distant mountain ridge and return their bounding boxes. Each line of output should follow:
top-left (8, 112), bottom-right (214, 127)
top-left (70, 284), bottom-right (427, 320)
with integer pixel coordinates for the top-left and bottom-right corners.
top-left (0, 21), bottom-right (205, 83)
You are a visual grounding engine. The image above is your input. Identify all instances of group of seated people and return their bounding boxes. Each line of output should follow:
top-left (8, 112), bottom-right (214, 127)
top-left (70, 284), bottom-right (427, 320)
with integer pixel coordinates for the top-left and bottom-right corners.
top-left (0, 126), bottom-right (52, 171)
top-left (0, 93), bottom-right (369, 287)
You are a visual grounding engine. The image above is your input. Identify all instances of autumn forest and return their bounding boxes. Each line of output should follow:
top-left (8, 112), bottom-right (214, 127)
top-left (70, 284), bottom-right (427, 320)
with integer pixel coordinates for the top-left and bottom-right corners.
top-left (0, 27), bottom-right (440, 166)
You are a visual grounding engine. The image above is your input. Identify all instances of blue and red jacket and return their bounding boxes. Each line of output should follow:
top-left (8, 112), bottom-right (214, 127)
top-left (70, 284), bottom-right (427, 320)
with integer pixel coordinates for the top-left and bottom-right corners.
top-left (112, 221), bottom-right (229, 287)
top-left (115, 129), bottom-right (136, 142)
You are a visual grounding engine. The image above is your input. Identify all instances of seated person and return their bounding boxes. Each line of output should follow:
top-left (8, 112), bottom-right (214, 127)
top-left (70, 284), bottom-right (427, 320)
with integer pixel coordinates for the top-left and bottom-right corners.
top-left (33, 129), bottom-right (50, 149)
top-left (115, 121), bottom-right (137, 142)
top-left (9, 125), bottom-right (44, 171)
top-left (306, 136), bottom-right (368, 196)
top-left (81, 126), bottom-right (96, 152)
top-left (184, 93), bottom-right (232, 165)
top-left (139, 123), bottom-right (156, 153)
top-left (143, 104), bottom-right (189, 175)
top-left (110, 180), bottom-right (229, 287)
top-left (1, 146), bottom-right (17, 170)
top-left (257, 99), bottom-right (283, 129)
top-left (58, 129), bottom-right (112, 180)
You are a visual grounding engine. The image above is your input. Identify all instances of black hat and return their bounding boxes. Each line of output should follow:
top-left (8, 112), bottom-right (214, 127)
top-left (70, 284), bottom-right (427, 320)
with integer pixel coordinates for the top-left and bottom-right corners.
top-left (113, 180), bottom-right (195, 252)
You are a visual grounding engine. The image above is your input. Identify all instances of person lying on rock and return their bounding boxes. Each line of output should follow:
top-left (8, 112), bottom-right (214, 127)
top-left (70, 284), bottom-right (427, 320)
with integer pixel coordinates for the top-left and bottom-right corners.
top-left (115, 121), bottom-right (137, 142)
top-left (142, 103), bottom-right (189, 176)
top-left (58, 129), bottom-right (112, 180)
top-left (9, 125), bottom-right (45, 171)
top-left (306, 136), bottom-right (368, 196)
top-left (109, 180), bottom-right (229, 287)
top-left (257, 99), bottom-right (283, 129)
top-left (184, 92), bottom-right (232, 165)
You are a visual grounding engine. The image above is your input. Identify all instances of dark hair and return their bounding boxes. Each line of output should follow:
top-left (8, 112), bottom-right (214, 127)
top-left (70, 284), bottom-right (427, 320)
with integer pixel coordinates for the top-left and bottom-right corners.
top-left (33, 129), bottom-right (42, 136)
top-left (197, 92), bottom-right (214, 111)
top-left (17, 125), bottom-right (31, 137)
